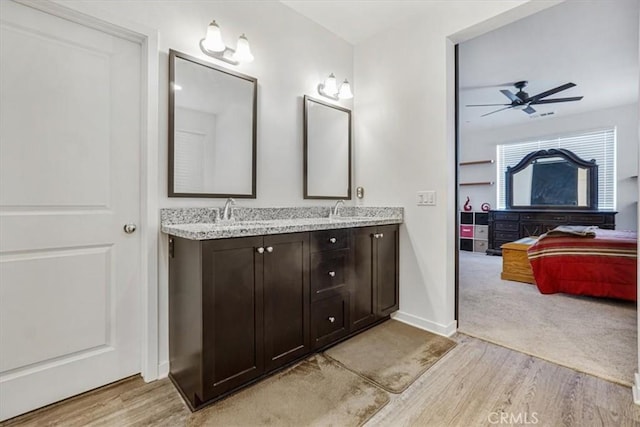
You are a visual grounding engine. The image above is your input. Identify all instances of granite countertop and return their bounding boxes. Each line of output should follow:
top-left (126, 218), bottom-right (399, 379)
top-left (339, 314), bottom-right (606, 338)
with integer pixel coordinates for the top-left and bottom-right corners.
top-left (161, 206), bottom-right (403, 240)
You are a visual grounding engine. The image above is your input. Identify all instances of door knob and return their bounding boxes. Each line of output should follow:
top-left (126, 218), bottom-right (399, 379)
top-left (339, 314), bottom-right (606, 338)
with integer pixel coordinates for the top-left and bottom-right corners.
top-left (123, 223), bottom-right (137, 234)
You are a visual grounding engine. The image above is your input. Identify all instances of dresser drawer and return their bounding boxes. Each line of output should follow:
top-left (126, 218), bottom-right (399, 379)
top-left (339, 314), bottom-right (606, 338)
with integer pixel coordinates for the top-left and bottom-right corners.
top-left (310, 249), bottom-right (349, 301)
top-left (495, 222), bottom-right (519, 232)
top-left (495, 231), bottom-right (519, 241)
top-left (311, 293), bottom-right (349, 350)
top-left (311, 229), bottom-right (349, 253)
top-left (568, 214), bottom-right (606, 224)
top-left (493, 212), bottom-right (519, 221)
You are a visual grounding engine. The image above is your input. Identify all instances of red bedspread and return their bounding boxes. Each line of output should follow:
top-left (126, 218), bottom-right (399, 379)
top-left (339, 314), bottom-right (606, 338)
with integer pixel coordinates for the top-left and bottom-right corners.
top-left (527, 229), bottom-right (637, 301)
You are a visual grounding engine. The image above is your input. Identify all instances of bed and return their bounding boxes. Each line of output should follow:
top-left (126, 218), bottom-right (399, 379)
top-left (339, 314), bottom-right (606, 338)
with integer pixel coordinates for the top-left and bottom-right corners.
top-left (527, 227), bottom-right (637, 301)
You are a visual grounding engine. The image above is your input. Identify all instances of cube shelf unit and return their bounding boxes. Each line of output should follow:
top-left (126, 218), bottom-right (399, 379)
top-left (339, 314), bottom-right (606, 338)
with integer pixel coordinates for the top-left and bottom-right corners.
top-left (459, 211), bottom-right (489, 253)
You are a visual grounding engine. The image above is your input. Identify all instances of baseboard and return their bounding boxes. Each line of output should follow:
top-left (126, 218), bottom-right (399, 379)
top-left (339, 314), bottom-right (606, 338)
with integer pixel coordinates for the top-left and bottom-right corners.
top-left (633, 373), bottom-right (640, 405)
top-left (158, 361), bottom-right (170, 379)
top-left (392, 311), bottom-right (457, 337)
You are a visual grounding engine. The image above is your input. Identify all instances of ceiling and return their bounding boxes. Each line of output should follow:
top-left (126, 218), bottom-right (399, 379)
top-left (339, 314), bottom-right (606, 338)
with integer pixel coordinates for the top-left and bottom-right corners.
top-left (279, 0), bottom-right (435, 45)
top-left (459, 0), bottom-right (639, 131)
top-left (281, 1), bottom-right (639, 132)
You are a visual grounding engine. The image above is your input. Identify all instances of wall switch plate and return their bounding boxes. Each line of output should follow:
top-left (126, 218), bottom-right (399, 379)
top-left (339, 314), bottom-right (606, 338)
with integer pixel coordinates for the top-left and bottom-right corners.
top-left (417, 190), bottom-right (436, 206)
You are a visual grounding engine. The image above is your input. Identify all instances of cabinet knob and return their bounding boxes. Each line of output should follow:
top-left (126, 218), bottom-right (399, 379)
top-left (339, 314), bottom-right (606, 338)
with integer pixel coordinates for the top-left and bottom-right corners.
top-left (373, 233), bottom-right (381, 239)
top-left (379, 233), bottom-right (384, 238)
top-left (329, 237), bottom-right (337, 244)
top-left (266, 246), bottom-right (274, 253)
top-left (328, 316), bottom-right (335, 323)
top-left (256, 247), bottom-right (265, 254)
top-left (328, 271), bottom-right (336, 277)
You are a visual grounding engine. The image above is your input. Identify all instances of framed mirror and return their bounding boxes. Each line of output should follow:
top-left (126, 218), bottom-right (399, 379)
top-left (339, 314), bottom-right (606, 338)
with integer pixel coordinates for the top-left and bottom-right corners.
top-left (169, 49), bottom-right (257, 198)
top-left (506, 148), bottom-right (598, 210)
top-left (303, 95), bottom-right (351, 199)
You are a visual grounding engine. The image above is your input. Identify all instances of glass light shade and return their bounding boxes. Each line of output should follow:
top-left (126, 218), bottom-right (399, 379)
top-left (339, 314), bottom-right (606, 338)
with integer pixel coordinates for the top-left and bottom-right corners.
top-left (232, 34), bottom-right (254, 63)
top-left (203, 20), bottom-right (226, 52)
top-left (323, 73), bottom-right (338, 95)
top-left (338, 79), bottom-right (353, 99)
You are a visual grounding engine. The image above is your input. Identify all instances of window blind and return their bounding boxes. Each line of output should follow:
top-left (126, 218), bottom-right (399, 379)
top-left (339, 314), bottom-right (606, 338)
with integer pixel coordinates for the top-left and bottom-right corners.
top-left (496, 128), bottom-right (616, 209)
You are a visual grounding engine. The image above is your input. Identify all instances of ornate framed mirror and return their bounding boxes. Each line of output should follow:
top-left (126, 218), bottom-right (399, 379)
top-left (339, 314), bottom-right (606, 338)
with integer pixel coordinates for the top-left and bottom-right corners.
top-left (506, 148), bottom-right (598, 210)
top-left (169, 49), bottom-right (257, 198)
top-left (303, 95), bottom-right (351, 199)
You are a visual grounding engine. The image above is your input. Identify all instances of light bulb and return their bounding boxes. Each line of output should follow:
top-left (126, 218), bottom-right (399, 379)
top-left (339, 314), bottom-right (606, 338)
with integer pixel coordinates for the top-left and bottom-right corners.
top-left (232, 34), bottom-right (254, 63)
top-left (323, 73), bottom-right (338, 95)
top-left (203, 20), bottom-right (226, 53)
top-left (338, 79), bottom-right (353, 99)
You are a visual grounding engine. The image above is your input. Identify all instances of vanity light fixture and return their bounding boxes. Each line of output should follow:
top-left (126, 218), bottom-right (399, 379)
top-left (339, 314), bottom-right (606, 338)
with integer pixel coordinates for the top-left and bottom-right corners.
top-left (318, 73), bottom-right (353, 101)
top-left (199, 20), bottom-right (254, 66)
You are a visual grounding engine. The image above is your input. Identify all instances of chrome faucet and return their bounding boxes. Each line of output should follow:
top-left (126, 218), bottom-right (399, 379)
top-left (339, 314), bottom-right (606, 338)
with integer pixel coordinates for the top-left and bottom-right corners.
top-left (221, 198), bottom-right (236, 221)
top-left (330, 200), bottom-right (345, 219)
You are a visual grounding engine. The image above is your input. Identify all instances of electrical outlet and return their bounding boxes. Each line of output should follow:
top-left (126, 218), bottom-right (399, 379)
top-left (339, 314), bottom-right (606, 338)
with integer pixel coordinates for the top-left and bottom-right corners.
top-left (417, 190), bottom-right (436, 206)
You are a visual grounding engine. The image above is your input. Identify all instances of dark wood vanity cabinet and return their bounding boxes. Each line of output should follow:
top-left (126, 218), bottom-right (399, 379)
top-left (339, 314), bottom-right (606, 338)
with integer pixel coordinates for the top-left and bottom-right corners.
top-left (169, 224), bottom-right (399, 410)
top-left (487, 209), bottom-right (616, 255)
top-left (169, 232), bottom-right (310, 408)
top-left (351, 225), bottom-right (400, 332)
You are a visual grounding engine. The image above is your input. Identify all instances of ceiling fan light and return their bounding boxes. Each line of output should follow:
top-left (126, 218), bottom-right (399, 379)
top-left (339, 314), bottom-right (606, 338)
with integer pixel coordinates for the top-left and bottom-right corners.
top-left (203, 20), bottom-right (226, 52)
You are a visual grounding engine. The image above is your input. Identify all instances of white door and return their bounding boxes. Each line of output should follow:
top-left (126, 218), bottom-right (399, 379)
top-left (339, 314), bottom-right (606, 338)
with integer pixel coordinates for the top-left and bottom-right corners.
top-left (0, 1), bottom-right (142, 420)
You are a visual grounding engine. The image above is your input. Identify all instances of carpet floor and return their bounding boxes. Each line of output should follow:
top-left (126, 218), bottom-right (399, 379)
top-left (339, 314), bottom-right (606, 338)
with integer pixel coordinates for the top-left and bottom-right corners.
top-left (325, 320), bottom-right (457, 393)
top-left (458, 250), bottom-right (637, 386)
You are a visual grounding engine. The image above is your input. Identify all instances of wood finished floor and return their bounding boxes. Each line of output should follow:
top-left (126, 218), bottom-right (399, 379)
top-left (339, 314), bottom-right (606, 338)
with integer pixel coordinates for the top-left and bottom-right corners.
top-left (3, 334), bottom-right (639, 427)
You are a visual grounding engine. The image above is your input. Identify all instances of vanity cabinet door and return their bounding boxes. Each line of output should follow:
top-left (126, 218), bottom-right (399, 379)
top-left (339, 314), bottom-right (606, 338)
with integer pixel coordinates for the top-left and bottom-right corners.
top-left (350, 225), bottom-right (400, 329)
top-left (201, 237), bottom-right (264, 401)
top-left (376, 225), bottom-right (399, 317)
top-left (350, 227), bottom-right (377, 332)
top-left (263, 233), bottom-right (310, 371)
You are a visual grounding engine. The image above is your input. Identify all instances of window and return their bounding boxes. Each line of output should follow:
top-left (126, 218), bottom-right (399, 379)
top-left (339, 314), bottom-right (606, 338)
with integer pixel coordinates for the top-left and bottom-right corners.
top-left (496, 128), bottom-right (616, 209)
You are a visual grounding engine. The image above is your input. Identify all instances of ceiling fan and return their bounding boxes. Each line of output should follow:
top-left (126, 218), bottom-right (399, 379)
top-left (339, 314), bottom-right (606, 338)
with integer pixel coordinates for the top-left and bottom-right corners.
top-left (466, 81), bottom-right (583, 117)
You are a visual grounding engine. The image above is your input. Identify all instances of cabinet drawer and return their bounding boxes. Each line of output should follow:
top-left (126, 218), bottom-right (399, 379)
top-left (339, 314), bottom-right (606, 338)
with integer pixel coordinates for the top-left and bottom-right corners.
top-left (493, 212), bottom-right (519, 221)
top-left (311, 293), bottom-right (349, 350)
top-left (310, 249), bottom-right (349, 301)
top-left (460, 225), bottom-right (474, 238)
top-left (495, 222), bottom-right (519, 232)
top-left (568, 214), bottom-right (605, 224)
top-left (474, 240), bottom-right (488, 253)
top-left (522, 213), bottom-right (567, 222)
top-left (460, 212), bottom-right (474, 225)
top-left (495, 231), bottom-right (519, 241)
top-left (311, 229), bottom-right (349, 253)
top-left (474, 225), bottom-right (488, 239)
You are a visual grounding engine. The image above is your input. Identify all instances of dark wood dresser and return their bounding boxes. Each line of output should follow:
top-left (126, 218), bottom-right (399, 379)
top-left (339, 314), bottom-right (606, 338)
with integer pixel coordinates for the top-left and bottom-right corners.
top-left (487, 209), bottom-right (617, 255)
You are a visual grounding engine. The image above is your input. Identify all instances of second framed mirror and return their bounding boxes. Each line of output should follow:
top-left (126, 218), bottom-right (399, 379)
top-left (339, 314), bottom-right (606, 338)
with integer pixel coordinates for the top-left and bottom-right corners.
top-left (303, 95), bottom-right (351, 199)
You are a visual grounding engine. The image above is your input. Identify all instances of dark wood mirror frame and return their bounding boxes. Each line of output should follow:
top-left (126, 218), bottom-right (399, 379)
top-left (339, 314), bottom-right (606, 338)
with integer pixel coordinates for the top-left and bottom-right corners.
top-left (303, 95), bottom-right (352, 200)
top-left (505, 148), bottom-right (598, 210)
top-left (168, 49), bottom-right (257, 198)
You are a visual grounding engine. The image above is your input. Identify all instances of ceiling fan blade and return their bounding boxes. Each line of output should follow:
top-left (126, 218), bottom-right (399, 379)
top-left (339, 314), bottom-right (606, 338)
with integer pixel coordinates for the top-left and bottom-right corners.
top-left (522, 106), bottom-right (536, 114)
top-left (481, 106), bottom-right (513, 117)
top-left (500, 89), bottom-right (519, 103)
top-left (466, 103), bottom-right (511, 107)
top-left (530, 96), bottom-right (584, 105)
top-left (528, 83), bottom-right (576, 102)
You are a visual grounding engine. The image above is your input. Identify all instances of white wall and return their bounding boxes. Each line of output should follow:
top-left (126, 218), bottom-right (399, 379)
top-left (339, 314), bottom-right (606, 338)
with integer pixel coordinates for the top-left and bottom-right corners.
top-left (459, 103), bottom-right (639, 231)
top-left (60, 0), bottom-right (354, 374)
top-left (353, 0), bottom-right (562, 334)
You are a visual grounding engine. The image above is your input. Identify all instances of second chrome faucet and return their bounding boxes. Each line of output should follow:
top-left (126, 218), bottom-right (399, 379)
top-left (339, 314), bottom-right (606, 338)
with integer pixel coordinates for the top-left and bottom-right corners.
top-left (221, 198), bottom-right (236, 221)
top-left (329, 200), bottom-right (344, 219)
